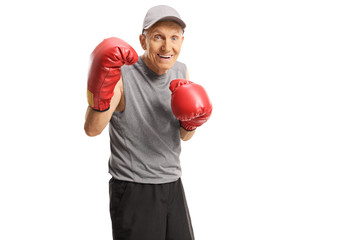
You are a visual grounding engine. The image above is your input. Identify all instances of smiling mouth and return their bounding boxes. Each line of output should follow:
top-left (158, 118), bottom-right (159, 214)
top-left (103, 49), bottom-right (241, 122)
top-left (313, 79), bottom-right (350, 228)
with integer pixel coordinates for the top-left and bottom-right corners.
top-left (157, 54), bottom-right (173, 59)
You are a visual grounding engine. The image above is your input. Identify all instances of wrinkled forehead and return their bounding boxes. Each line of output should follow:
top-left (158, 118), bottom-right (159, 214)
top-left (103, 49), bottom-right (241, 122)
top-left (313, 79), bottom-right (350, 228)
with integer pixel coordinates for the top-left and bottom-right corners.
top-left (144, 21), bottom-right (184, 36)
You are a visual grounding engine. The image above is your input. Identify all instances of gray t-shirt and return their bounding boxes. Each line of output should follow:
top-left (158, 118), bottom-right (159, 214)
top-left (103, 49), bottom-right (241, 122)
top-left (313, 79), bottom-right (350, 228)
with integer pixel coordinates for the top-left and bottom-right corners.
top-left (108, 56), bottom-right (187, 184)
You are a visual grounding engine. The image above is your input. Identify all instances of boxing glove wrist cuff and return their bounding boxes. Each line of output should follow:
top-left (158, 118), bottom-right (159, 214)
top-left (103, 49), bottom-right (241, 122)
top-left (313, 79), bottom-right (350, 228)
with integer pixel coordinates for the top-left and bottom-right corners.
top-left (90, 105), bottom-right (110, 112)
top-left (180, 121), bottom-right (197, 131)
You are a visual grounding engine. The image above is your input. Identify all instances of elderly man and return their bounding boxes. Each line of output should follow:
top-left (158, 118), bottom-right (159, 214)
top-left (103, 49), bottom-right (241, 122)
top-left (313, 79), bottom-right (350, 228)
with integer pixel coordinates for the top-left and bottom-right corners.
top-left (84, 5), bottom-right (212, 240)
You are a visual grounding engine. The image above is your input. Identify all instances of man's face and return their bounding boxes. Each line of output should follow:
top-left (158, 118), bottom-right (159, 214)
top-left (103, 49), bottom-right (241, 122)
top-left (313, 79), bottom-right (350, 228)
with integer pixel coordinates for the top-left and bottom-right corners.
top-left (140, 21), bottom-right (184, 75)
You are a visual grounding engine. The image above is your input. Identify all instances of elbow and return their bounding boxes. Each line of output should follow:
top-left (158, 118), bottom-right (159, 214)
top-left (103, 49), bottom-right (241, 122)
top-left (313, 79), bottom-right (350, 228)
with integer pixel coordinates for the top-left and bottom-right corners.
top-left (84, 124), bottom-right (102, 137)
top-left (85, 130), bottom-right (100, 137)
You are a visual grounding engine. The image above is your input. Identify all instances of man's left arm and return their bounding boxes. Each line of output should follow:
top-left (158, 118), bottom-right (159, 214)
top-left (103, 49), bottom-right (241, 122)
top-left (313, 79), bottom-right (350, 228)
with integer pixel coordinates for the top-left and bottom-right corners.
top-left (170, 68), bottom-right (212, 141)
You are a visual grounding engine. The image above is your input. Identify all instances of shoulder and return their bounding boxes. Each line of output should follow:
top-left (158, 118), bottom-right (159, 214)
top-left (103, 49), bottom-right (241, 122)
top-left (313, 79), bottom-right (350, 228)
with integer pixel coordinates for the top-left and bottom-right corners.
top-left (174, 60), bottom-right (186, 69)
top-left (168, 61), bottom-right (187, 80)
top-left (120, 59), bottom-right (142, 83)
top-left (172, 60), bottom-right (187, 74)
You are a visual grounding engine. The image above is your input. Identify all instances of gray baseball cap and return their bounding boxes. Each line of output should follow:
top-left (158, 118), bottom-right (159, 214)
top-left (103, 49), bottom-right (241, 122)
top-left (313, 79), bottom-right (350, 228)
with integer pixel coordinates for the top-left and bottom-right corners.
top-left (142, 5), bottom-right (186, 33)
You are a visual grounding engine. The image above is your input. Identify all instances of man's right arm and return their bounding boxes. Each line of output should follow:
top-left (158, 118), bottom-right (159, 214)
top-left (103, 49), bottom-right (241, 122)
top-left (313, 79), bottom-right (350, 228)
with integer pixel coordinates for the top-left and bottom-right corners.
top-left (84, 79), bottom-right (122, 137)
top-left (83, 37), bottom-right (137, 137)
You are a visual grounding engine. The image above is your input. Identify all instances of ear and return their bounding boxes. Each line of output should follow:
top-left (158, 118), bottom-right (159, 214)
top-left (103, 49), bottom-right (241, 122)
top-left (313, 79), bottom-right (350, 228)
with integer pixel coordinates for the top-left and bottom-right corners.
top-left (139, 34), bottom-right (147, 50)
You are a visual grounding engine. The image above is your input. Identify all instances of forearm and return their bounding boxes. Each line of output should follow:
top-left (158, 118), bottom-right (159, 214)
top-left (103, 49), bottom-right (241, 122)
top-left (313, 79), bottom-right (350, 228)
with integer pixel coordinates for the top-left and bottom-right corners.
top-left (180, 127), bottom-right (195, 141)
top-left (84, 85), bottom-right (121, 136)
top-left (84, 108), bottom-right (109, 136)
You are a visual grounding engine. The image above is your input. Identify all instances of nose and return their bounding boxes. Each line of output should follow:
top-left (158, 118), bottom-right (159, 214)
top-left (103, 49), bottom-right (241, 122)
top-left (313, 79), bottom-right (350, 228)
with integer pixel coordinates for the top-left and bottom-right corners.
top-left (161, 39), bottom-right (171, 52)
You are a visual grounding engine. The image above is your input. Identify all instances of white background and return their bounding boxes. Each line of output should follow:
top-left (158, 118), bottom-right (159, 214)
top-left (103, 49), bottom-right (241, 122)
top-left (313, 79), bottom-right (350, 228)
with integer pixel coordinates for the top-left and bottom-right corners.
top-left (1, 0), bottom-right (359, 239)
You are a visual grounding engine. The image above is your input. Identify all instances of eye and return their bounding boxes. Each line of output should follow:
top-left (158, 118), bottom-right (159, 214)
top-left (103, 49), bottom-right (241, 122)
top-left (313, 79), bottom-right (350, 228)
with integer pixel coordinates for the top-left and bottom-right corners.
top-left (172, 36), bottom-right (179, 41)
top-left (154, 34), bottom-right (162, 40)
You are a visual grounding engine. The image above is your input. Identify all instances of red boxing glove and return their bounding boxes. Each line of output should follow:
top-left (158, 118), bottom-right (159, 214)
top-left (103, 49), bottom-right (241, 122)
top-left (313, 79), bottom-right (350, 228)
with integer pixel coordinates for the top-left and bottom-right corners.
top-left (87, 37), bottom-right (138, 111)
top-left (169, 79), bottom-right (213, 131)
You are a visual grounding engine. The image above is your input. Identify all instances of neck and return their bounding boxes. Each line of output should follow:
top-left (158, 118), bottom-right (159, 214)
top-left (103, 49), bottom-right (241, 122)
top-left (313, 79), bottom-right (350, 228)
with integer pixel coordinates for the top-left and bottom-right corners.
top-left (141, 55), bottom-right (168, 75)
